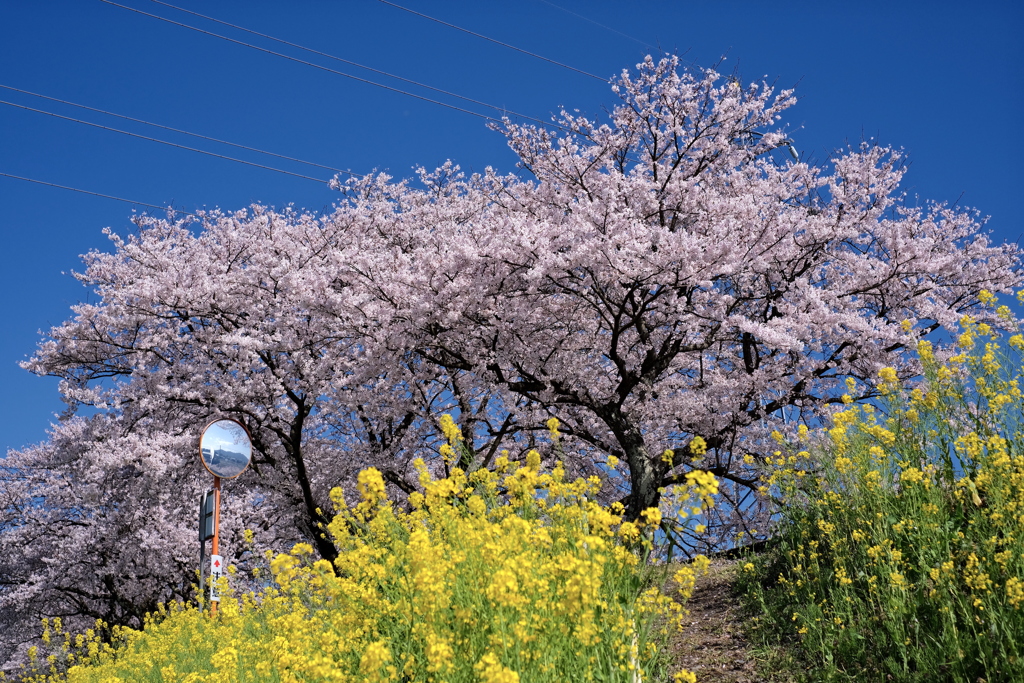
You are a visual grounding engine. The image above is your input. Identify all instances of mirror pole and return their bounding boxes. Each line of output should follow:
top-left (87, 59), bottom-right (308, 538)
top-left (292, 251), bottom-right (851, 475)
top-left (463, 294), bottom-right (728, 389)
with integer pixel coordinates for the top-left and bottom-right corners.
top-left (199, 492), bottom-right (206, 610)
top-left (211, 476), bottom-right (221, 616)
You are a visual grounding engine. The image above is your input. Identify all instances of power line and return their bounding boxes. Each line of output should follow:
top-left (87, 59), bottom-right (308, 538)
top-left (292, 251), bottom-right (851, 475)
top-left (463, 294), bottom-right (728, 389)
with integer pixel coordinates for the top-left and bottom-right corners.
top-left (533, 0), bottom-right (664, 54)
top-left (0, 99), bottom-right (333, 183)
top-left (0, 171), bottom-right (199, 218)
top-left (375, 0), bottom-right (608, 82)
top-left (147, 0), bottom-right (560, 130)
top-left (0, 84), bottom-right (354, 176)
top-left (99, 0), bottom-right (505, 124)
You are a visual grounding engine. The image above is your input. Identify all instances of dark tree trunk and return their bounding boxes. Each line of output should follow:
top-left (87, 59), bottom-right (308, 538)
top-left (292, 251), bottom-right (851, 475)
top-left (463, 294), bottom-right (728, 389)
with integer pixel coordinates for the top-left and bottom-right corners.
top-left (622, 439), bottom-right (667, 521)
top-left (598, 404), bottom-right (669, 521)
top-left (291, 446), bottom-right (338, 564)
top-left (277, 397), bottom-right (339, 564)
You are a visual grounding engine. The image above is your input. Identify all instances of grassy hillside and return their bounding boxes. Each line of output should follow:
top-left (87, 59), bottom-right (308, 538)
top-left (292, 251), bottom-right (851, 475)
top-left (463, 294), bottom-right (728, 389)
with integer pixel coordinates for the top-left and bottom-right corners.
top-left (741, 309), bottom-right (1024, 682)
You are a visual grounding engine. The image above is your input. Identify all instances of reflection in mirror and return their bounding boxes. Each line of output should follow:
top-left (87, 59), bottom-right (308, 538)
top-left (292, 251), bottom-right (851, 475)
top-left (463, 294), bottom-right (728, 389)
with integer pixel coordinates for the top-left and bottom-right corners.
top-left (199, 419), bottom-right (252, 479)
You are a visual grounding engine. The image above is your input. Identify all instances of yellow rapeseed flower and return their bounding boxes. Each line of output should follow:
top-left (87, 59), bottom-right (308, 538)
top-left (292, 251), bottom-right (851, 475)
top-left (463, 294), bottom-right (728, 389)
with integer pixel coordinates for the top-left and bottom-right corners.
top-left (1006, 577), bottom-right (1024, 608)
top-left (356, 467), bottom-right (386, 506)
top-left (439, 413), bottom-right (464, 444)
top-left (475, 652), bottom-right (520, 683)
top-left (546, 416), bottom-right (561, 441)
top-left (359, 641), bottom-right (392, 683)
top-left (640, 507), bottom-right (662, 527)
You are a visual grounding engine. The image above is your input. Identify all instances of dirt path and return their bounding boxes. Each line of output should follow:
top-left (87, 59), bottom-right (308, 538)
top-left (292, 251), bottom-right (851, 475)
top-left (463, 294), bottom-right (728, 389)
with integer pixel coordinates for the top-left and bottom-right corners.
top-left (669, 558), bottom-right (771, 683)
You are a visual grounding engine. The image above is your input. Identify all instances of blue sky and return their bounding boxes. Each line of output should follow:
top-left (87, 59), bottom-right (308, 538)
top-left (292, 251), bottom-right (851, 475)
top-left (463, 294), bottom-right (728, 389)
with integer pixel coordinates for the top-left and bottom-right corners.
top-left (1, 0), bottom-right (1021, 455)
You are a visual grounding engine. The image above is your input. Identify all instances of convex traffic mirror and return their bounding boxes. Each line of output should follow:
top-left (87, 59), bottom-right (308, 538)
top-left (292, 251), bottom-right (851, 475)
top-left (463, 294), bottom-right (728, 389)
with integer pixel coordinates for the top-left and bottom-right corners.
top-left (199, 418), bottom-right (252, 479)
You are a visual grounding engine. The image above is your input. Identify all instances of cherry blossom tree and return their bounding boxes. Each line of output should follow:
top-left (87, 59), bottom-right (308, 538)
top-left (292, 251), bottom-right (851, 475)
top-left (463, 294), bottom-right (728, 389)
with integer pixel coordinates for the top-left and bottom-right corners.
top-left (0, 201), bottom-right (527, 665)
top-left (329, 56), bottom-right (1021, 544)
top-left (2, 56), bottom-right (1020, 663)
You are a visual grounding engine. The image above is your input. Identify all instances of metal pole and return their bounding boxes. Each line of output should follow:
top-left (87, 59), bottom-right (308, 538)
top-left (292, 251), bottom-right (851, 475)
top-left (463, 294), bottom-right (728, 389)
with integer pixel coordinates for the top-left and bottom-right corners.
top-left (199, 491), bottom-right (206, 609)
top-left (211, 476), bottom-right (221, 616)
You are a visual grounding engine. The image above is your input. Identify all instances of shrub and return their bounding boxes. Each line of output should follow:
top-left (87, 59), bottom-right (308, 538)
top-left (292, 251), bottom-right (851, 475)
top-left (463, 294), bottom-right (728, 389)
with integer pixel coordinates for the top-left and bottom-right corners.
top-left (743, 303), bottom-right (1024, 682)
top-left (17, 425), bottom-right (717, 683)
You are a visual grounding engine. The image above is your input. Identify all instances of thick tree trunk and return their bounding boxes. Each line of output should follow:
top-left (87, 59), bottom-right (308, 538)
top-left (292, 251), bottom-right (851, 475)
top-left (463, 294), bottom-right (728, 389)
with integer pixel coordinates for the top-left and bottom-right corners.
top-left (282, 403), bottom-right (339, 564)
top-left (291, 444), bottom-right (338, 564)
top-left (598, 405), bottom-right (668, 521)
top-left (624, 443), bottom-right (665, 521)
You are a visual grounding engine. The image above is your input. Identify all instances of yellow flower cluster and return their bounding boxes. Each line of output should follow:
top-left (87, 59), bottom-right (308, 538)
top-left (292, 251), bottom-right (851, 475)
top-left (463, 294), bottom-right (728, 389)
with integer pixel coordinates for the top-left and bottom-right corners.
top-left (438, 413), bottom-right (464, 444)
top-left (750, 304), bottom-right (1024, 681)
top-left (27, 446), bottom-right (714, 683)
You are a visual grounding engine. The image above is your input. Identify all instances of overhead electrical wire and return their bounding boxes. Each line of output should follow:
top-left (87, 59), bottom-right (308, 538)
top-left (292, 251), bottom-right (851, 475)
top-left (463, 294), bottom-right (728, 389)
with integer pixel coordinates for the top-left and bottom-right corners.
top-left (0, 84), bottom-right (355, 176)
top-left (0, 98), bottom-right (336, 183)
top-left (1, 4), bottom-right (632, 216)
top-left (375, 0), bottom-right (608, 82)
top-left (98, 0), bottom-right (506, 125)
top-left (146, 0), bottom-right (561, 130)
top-left (0, 171), bottom-right (199, 218)
top-left (533, 0), bottom-right (664, 54)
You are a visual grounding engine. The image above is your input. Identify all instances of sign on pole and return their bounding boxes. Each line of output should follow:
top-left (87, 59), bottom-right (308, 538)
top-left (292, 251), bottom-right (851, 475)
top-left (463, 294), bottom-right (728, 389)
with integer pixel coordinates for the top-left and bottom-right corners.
top-left (209, 554), bottom-right (223, 603)
top-left (199, 490), bottom-right (216, 543)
